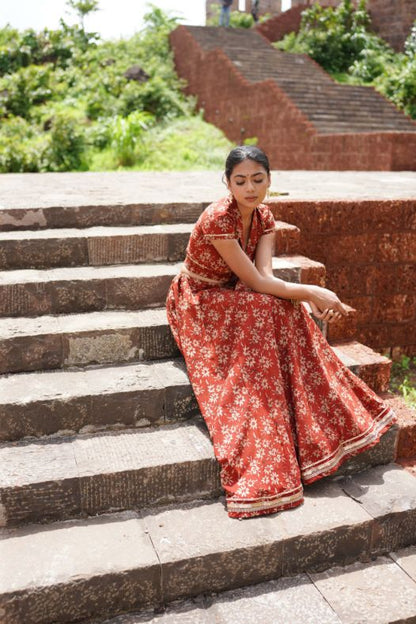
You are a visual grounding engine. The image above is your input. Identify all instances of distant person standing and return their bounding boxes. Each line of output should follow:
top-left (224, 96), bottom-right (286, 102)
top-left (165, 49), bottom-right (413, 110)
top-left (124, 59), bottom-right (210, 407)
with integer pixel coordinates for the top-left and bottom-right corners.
top-left (251, 0), bottom-right (259, 22)
top-left (220, 0), bottom-right (233, 27)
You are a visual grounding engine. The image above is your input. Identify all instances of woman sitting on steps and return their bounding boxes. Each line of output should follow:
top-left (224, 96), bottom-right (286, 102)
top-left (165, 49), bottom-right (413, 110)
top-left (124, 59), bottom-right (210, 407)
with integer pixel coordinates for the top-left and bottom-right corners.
top-left (166, 145), bottom-right (396, 519)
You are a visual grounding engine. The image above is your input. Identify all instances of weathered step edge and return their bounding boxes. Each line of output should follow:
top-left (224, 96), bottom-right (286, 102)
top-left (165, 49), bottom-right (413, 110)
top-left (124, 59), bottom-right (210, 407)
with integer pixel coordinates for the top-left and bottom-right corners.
top-left (0, 301), bottom-right (357, 375)
top-left (2, 464), bottom-right (416, 624)
top-left (0, 255), bottom-right (324, 317)
top-left (0, 202), bottom-right (208, 232)
top-left (0, 420), bottom-right (222, 527)
top-left (99, 549), bottom-right (416, 624)
top-left (0, 419), bottom-right (398, 527)
top-left (0, 340), bottom-right (391, 443)
top-left (0, 221), bottom-right (300, 270)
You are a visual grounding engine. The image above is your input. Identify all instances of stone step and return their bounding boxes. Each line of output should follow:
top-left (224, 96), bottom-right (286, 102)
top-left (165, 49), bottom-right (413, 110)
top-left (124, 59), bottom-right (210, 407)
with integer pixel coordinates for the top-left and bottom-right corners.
top-left (0, 419), bottom-right (221, 526)
top-left (0, 255), bottom-right (325, 317)
top-left (2, 463), bottom-right (416, 623)
top-left (0, 224), bottom-right (193, 270)
top-left (0, 309), bottom-right (178, 374)
top-left (0, 221), bottom-right (300, 270)
top-left (0, 341), bottom-right (392, 442)
top-left (0, 201), bottom-right (207, 232)
top-left (0, 359), bottom-right (198, 442)
top-left (101, 549), bottom-right (416, 624)
top-left (0, 300), bottom-right (357, 375)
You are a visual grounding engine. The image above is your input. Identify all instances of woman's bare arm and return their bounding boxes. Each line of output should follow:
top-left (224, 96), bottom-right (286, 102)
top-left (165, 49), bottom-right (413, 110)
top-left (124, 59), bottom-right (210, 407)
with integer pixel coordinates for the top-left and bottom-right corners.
top-left (255, 231), bottom-right (275, 277)
top-left (211, 237), bottom-right (347, 316)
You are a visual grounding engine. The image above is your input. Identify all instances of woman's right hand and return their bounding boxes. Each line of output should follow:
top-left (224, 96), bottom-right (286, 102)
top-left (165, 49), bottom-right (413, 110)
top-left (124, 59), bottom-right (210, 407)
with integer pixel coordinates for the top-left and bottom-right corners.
top-left (308, 285), bottom-right (348, 321)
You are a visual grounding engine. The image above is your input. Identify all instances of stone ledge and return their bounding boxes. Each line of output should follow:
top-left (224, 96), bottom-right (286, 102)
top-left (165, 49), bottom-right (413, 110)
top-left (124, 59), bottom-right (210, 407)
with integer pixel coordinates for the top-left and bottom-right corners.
top-left (2, 464), bottom-right (416, 624)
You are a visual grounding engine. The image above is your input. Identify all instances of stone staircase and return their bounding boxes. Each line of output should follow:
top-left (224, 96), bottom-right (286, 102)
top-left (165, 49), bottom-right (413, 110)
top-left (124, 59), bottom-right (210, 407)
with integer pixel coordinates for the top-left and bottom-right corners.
top-left (170, 26), bottom-right (416, 169)
top-left (185, 27), bottom-right (415, 135)
top-left (1, 189), bottom-right (416, 623)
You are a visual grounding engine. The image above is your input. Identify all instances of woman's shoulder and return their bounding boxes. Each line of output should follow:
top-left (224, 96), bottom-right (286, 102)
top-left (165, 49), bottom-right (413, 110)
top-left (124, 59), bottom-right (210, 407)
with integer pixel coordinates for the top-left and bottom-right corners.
top-left (196, 196), bottom-right (238, 238)
top-left (256, 203), bottom-right (276, 232)
top-left (257, 202), bottom-right (273, 217)
top-left (203, 196), bottom-right (236, 219)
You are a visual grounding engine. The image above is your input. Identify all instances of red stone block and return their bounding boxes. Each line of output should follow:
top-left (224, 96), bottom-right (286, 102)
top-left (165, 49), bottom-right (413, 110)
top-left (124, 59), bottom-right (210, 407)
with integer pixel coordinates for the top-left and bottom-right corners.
top-left (357, 322), bottom-right (416, 352)
top-left (370, 264), bottom-right (416, 296)
top-left (343, 296), bottom-right (373, 325)
top-left (359, 360), bottom-right (391, 394)
top-left (381, 393), bottom-right (416, 460)
top-left (320, 233), bottom-right (379, 265)
top-left (378, 232), bottom-right (416, 263)
top-left (326, 265), bottom-right (374, 297)
top-left (372, 294), bottom-right (416, 323)
top-left (326, 305), bottom-right (357, 344)
top-left (274, 221), bottom-right (301, 255)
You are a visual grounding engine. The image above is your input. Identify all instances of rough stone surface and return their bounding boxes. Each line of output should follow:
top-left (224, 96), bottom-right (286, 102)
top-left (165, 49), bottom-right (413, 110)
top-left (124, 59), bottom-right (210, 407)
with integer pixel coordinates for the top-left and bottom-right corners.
top-left (0, 421), bottom-right (220, 525)
top-left (0, 512), bottom-right (160, 624)
top-left (141, 476), bottom-right (372, 603)
top-left (0, 224), bottom-right (193, 269)
top-left (2, 465), bottom-right (416, 623)
top-left (391, 545), bottom-right (416, 581)
top-left (311, 556), bottom-right (416, 624)
top-left (340, 463), bottom-right (416, 554)
top-left (1, 172), bottom-right (416, 218)
top-left (0, 359), bottom-right (197, 441)
top-left (209, 574), bottom-right (341, 624)
top-left (0, 308), bottom-right (178, 370)
top-left (0, 256), bottom-right (323, 318)
top-left (0, 338), bottom-right (395, 441)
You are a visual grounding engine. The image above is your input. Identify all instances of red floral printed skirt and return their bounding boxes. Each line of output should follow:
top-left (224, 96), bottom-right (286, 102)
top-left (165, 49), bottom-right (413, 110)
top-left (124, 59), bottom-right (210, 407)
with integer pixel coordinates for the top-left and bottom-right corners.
top-left (166, 275), bottom-right (396, 519)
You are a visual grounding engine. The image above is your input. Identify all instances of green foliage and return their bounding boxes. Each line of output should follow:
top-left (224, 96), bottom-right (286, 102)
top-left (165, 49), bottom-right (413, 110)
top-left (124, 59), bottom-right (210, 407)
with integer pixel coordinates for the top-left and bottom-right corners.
top-left (0, 5), bottom-right (201, 172)
top-left (109, 110), bottom-right (154, 166)
top-left (0, 117), bottom-right (46, 172)
top-left (276, 0), bottom-right (385, 73)
top-left (44, 110), bottom-right (88, 171)
top-left (0, 64), bottom-right (53, 118)
top-left (390, 355), bottom-right (416, 410)
top-left (276, 2), bottom-right (416, 118)
top-left (89, 115), bottom-right (233, 171)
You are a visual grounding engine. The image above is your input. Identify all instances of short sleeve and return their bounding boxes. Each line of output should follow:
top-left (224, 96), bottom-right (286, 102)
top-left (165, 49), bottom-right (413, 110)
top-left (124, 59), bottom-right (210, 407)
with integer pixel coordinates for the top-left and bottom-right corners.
top-left (201, 207), bottom-right (238, 240)
top-left (260, 206), bottom-right (276, 235)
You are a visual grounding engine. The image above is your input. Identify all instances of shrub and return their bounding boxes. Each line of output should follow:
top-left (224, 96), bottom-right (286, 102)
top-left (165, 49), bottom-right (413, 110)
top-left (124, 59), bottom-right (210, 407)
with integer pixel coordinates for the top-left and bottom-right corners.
top-left (275, 2), bottom-right (416, 118)
top-left (109, 110), bottom-right (154, 166)
top-left (0, 64), bottom-right (53, 118)
top-left (0, 117), bottom-right (46, 172)
top-left (43, 110), bottom-right (88, 170)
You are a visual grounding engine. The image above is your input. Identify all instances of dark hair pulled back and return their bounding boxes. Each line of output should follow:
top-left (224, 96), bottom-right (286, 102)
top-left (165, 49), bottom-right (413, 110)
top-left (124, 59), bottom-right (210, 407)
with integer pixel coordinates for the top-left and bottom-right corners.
top-left (224, 145), bottom-right (270, 181)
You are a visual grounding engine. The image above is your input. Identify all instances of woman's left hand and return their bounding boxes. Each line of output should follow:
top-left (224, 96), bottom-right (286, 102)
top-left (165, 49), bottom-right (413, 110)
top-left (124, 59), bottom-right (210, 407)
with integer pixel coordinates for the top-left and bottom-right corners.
top-left (309, 300), bottom-right (344, 324)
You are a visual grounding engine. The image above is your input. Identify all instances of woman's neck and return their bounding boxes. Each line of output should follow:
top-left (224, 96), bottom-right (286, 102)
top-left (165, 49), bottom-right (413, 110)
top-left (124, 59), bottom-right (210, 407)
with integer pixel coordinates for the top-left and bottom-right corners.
top-left (237, 204), bottom-right (255, 222)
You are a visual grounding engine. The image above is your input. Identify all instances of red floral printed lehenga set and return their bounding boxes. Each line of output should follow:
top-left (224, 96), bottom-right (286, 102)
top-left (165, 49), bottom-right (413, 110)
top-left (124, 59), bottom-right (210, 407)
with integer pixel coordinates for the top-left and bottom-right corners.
top-left (166, 196), bottom-right (396, 519)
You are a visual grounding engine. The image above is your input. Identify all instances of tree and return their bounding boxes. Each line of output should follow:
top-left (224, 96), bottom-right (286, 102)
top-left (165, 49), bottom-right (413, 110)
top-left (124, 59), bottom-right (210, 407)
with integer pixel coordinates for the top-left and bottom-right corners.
top-left (66, 0), bottom-right (100, 31)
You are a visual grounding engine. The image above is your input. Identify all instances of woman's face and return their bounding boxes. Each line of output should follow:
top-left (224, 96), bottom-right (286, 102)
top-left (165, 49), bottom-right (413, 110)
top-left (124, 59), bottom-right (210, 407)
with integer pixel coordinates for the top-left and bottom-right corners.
top-left (227, 158), bottom-right (270, 213)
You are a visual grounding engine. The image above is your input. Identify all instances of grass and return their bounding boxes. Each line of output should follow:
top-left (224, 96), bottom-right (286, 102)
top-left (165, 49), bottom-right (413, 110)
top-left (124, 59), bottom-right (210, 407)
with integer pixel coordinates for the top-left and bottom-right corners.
top-left (88, 115), bottom-right (234, 172)
top-left (390, 355), bottom-right (416, 410)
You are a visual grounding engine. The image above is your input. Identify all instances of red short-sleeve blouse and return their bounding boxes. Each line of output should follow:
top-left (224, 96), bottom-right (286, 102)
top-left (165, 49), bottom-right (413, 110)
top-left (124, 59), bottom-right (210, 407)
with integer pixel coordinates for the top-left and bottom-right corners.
top-left (184, 196), bottom-right (275, 282)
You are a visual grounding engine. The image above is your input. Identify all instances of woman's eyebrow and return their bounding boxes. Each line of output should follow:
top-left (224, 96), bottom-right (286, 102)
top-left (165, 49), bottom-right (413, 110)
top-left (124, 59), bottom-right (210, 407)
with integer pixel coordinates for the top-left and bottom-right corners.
top-left (234, 172), bottom-right (265, 178)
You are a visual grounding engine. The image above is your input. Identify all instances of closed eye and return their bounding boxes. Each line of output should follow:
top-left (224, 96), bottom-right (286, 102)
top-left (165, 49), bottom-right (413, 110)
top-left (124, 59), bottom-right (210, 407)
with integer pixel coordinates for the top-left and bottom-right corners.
top-left (235, 177), bottom-right (265, 186)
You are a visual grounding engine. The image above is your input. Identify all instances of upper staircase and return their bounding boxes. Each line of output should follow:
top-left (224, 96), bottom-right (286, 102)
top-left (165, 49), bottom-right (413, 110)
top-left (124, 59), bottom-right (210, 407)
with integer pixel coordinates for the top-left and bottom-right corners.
top-left (1, 172), bottom-right (416, 623)
top-left (170, 26), bottom-right (416, 169)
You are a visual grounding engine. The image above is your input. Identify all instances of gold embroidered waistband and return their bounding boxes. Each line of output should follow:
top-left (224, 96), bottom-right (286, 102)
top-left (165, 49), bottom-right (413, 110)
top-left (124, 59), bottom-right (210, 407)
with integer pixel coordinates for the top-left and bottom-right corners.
top-left (180, 265), bottom-right (229, 285)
